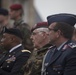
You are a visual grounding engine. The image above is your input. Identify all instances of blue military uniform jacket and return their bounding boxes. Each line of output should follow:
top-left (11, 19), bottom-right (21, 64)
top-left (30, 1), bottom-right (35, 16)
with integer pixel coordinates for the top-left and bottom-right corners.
top-left (0, 45), bottom-right (31, 75)
top-left (42, 40), bottom-right (76, 75)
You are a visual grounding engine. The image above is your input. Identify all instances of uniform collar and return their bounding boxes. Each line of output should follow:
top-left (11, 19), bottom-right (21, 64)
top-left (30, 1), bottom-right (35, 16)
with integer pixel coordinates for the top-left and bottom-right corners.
top-left (37, 43), bottom-right (52, 54)
top-left (14, 18), bottom-right (23, 25)
top-left (9, 44), bottom-right (22, 53)
top-left (57, 41), bottom-right (67, 51)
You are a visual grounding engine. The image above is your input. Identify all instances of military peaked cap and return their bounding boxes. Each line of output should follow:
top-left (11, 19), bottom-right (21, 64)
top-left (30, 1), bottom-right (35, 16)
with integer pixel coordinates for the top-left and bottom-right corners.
top-left (47, 13), bottom-right (76, 26)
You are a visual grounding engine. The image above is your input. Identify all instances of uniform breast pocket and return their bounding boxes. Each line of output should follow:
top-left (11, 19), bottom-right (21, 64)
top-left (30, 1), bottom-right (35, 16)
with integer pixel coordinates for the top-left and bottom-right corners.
top-left (53, 65), bottom-right (63, 74)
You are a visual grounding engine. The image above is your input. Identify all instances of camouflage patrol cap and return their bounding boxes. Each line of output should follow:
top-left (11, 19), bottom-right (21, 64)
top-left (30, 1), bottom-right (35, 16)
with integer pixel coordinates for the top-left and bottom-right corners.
top-left (47, 13), bottom-right (76, 26)
top-left (3, 27), bottom-right (23, 40)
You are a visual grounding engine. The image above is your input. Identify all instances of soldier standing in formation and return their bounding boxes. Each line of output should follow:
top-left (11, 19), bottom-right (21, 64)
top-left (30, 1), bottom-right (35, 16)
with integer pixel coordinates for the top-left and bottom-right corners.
top-left (9, 4), bottom-right (33, 51)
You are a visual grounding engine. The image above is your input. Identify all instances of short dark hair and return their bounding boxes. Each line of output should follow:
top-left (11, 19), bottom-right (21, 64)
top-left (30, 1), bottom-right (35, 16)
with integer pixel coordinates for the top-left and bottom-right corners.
top-left (53, 22), bottom-right (74, 39)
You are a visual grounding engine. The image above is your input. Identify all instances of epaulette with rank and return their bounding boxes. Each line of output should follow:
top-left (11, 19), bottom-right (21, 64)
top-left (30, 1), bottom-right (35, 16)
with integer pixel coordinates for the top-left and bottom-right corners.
top-left (21, 50), bottom-right (31, 53)
top-left (68, 43), bottom-right (76, 49)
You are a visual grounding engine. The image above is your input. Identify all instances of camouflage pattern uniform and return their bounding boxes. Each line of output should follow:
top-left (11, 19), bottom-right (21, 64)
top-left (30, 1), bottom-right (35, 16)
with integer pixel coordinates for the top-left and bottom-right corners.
top-left (24, 43), bottom-right (51, 75)
top-left (13, 19), bottom-right (33, 50)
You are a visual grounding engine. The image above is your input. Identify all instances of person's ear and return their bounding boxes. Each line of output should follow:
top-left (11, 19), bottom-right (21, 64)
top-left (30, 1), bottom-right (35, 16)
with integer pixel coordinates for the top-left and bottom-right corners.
top-left (56, 30), bottom-right (62, 38)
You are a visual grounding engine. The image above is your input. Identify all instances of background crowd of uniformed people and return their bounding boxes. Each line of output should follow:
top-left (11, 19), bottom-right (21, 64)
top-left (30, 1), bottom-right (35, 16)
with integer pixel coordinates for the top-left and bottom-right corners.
top-left (0, 3), bottom-right (76, 75)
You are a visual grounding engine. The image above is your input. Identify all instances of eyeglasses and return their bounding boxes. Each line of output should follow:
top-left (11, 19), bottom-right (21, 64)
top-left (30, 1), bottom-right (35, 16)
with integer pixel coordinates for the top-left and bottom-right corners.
top-left (48, 28), bottom-right (55, 31)
top-left (31, 32), bottom-right (38, 35)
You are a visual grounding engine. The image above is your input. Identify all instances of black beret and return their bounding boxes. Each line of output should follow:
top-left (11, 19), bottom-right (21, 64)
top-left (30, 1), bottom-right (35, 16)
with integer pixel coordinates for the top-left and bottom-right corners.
top-left (3, 27), bottom-right (23, 40)
top-left (47, 13), bottom-right (76, 26)
top-left (0, 8), bottom-right (9, 16)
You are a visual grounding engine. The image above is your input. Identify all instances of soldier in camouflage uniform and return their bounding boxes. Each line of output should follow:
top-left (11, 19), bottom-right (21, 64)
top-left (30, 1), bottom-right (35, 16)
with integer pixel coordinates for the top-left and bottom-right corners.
top-left (9, 4), bottom-right (33, 50)
top-left (24, 22), bottom-right (51, 75)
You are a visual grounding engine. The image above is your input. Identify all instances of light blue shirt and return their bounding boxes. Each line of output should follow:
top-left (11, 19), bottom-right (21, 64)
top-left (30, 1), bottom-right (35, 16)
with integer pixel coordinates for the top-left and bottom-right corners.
top-left (57, 41), bottom-right (67, 51)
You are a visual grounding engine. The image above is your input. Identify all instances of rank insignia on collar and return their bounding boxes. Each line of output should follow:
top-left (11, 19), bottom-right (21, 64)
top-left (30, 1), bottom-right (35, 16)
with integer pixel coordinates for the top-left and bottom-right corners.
top-left (6, 55), bottom-right (16, 63)
top-left (48, 46), bottom-right (53, 49)
top-left (48, 45), bottom-right (55, 50)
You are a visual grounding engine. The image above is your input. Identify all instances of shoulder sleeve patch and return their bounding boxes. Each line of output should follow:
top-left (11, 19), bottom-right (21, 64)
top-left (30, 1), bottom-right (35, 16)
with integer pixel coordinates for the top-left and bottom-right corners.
top-left (21, 50), bottom-right (31, 53)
